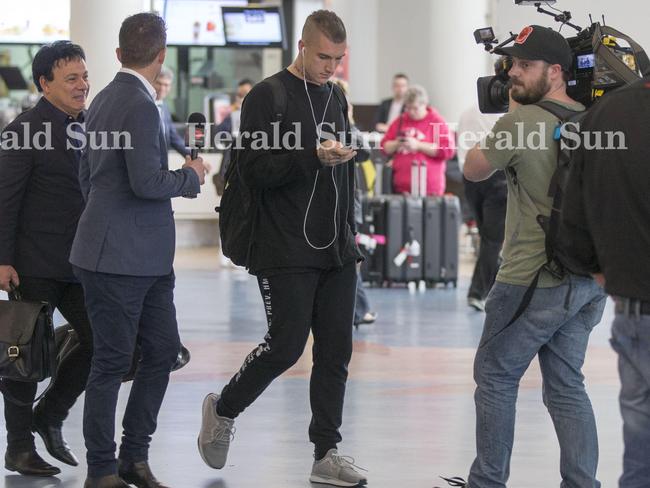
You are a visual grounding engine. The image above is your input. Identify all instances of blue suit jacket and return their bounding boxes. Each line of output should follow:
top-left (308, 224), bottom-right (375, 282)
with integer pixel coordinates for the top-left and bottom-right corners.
top-left (159, 101), bottom-right (189, 156)
top-left (70, 72), bottom-right (200, 276)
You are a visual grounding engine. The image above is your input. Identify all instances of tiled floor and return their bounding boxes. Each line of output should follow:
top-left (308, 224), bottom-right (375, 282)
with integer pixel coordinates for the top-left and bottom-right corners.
top-left (1, 248), bottom-right (623, 487)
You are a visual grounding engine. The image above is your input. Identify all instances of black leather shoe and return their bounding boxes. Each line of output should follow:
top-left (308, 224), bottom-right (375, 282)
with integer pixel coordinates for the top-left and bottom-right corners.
top-left (83, 474), bottom-right (130, 488)
top-left (118, 460), bottom-right (171, 488)
top-left (32, 410), bottom-right (79, 466)
top-left (4, 449), bottom-right (61, 476)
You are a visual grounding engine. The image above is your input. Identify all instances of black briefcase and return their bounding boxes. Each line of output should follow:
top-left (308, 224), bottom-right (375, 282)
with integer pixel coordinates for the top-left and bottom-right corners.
top-left (54, 324), bottom-right (191, 382)
top-left (0, 287), bottom-right (57, 405)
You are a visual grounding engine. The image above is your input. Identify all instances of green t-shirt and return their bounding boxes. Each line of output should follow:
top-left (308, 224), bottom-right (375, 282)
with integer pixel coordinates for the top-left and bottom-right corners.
top-left (481, 98), bottom-right (585, 287)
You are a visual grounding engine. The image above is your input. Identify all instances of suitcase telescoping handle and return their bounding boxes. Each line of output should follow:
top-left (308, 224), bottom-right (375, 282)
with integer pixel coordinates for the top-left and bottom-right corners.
top-left (410, 160), bottom-right (427, 198)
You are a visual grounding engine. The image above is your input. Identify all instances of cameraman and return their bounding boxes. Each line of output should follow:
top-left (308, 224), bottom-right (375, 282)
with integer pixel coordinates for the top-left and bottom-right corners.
top-left (561, 77), bottom-right (650, 487)
top-left (460, 25), bottom-right (606, 488)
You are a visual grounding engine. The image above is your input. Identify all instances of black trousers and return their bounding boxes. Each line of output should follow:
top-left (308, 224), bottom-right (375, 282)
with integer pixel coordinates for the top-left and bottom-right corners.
top-left (464, 174), bottom-right (507, 301)
top-left (219, 263), bottom-right (356, 452)
top-left (2, 277), bottom-right (93, 453)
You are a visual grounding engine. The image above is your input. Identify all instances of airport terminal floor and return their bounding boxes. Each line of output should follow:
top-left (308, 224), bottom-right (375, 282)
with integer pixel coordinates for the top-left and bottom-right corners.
top-left (1, 247), bottom-right (623, 488)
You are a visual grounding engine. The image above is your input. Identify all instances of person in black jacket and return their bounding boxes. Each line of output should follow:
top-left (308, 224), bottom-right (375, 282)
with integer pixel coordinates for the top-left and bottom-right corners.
top-left (374, 73), bottom-right (408, 133)
top-left (457, 103), bottom-right (507, 312)
top-left (0, 41), bottom-right (92, 476)
top-left (561, 77), bottom-right (650, 487)
top-left (198, 10), bottom-right (367, 487)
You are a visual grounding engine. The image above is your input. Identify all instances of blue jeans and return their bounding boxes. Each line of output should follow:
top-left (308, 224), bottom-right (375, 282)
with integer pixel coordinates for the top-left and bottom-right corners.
top-left (610, 306), bottom-right (650, 488)
top-left (74, 267), bottom-right (181, 478)
top-left (354, 270), bottom-right (370, 324)
top-left (468, 275), bottom-right (606, 488)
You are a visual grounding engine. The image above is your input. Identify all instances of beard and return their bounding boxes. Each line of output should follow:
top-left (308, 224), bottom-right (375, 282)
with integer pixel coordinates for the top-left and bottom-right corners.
top-left (511, 67), bottom-right (551, 105)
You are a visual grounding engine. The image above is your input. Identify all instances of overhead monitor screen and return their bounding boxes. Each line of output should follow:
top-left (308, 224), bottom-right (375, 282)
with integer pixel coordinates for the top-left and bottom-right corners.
top-left (163, 0), bottom-right (247, 46)
top-left (222, 6), bottom-right (285, 48)
top-left (0, 0), bottom-right (69, 44)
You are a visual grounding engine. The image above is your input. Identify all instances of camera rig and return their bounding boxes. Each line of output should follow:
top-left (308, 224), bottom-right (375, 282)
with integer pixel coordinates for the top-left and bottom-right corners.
top-left (474, 1), bottom-right (650, 113)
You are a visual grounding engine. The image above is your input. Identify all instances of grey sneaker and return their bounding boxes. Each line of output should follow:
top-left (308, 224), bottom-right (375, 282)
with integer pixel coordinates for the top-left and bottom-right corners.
top-left (309, 449), bottom-right (367, 487)
top-left (197, 393), bottom-right (235, 469)
top-left (467, 296), bottom-right (486, 312)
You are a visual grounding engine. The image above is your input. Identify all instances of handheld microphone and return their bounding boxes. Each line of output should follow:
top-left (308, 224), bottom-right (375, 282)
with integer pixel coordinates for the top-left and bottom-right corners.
top-left (186, 112), bottom-right (206, 159)
top-left (184, 113), bottom-right (206, 199)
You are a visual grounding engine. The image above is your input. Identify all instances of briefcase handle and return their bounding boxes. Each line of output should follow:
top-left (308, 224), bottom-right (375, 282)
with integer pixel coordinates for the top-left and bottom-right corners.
top-left (8, 283), bottom-right (21, 301)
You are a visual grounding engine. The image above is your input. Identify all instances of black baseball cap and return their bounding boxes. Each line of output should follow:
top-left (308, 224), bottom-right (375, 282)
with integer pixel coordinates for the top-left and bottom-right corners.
top-left (494, 25), bottom-right (572, 71)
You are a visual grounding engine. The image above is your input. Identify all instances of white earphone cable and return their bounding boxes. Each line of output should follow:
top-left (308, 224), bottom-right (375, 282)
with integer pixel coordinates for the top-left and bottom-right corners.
top-left (301, 50), bottom-right (339, 250)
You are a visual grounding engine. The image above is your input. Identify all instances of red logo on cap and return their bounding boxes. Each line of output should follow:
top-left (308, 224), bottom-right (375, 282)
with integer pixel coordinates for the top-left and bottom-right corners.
top-left (515, 26), bottom-right (534, 45)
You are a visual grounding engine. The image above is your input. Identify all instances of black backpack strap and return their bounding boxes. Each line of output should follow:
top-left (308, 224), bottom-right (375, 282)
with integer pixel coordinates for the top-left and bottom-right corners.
top-left (498, 102), bottom-right (581, 331)
top-left (264, 75), bottom-right (288, 123)
top-left (330, 82), bottom-right (348, 117)
top-left (534, 100), bottom-right (577, 122)
top-left (328, 82), bottom-right (352, 145)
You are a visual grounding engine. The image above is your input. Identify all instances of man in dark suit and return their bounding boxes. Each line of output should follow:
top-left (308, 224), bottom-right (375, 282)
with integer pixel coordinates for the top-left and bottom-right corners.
top-left (374, 73), bottom-right (408, 132)
top-left (153, 66), bottom-right (189, 157)
top-left (0, 41), bottom-right (92, 477)
top-left (69, 13), bottom-right (207, 488)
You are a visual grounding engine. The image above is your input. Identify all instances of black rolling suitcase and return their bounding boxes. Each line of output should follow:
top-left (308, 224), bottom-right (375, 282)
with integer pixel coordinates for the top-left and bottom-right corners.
top-left (423, 195), bottom-right (460, 287)
top-left (359, 196), bottom-right (387, 285)
top-left (402, 196), bottom-right (423, 282)
top-left (440, 195), bottom-right (460, 286)
top-left (384, 195), bottom-right (406, 283)
top-left (402, 161), bottom-right (426, 283)
top-left (384, 162), bottom-right (425, 285)
top-left (423, 196), bottom-right (443, 284)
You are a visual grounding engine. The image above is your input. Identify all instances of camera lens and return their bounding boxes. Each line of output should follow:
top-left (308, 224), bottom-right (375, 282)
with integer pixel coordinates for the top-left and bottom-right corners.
top-left (490, 78), bottom-right (510, 109)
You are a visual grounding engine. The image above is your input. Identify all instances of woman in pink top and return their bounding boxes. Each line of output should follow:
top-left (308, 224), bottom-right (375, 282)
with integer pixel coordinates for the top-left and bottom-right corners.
top-left (381, 85), bottom-right (455, 196)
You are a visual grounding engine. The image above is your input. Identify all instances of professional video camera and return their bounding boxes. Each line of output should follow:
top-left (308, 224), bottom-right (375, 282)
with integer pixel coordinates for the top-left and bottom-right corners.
top-left (474, 0), bottom-right (650, 113)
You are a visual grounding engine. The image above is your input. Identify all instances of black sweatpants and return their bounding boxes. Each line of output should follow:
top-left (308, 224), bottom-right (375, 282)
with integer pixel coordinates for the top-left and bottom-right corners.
top-left (464, 173), bottom-right (507, 301)
top-left (2, 277), bottom-right (93, 453)
top-left (218, 263), bottom-right (356, 453)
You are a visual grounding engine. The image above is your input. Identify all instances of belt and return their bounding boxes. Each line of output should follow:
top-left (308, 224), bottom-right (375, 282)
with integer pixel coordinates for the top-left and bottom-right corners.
top-left (614, 297), bottom-right (650, 316)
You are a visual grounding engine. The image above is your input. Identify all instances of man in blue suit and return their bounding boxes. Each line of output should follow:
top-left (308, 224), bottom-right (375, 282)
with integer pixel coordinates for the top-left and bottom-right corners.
top-left (153, 66), bottom-right (189, 157)
top-left (70, 13), bottom-right (207, 488)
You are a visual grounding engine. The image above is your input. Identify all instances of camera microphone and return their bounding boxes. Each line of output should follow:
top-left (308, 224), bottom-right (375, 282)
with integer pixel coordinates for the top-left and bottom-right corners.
top-left (186, 112), bottom-right (206, 159)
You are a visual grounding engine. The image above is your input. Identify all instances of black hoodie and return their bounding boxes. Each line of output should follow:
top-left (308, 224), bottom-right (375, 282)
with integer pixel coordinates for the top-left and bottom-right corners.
top-left (238, 69), bottom-right (362, 275)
